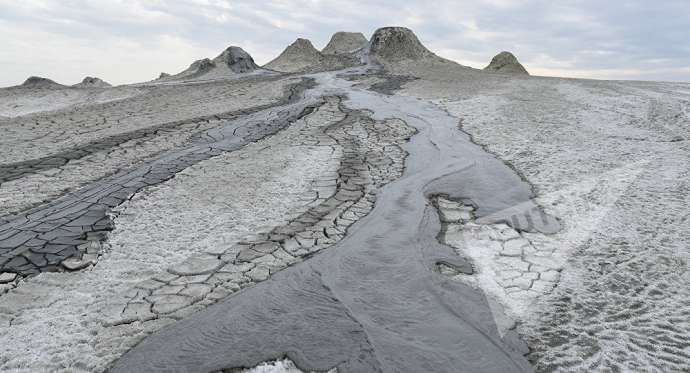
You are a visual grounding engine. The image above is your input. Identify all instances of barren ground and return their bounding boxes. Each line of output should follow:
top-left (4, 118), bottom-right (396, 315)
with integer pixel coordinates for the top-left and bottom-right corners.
top-left (0, 56), bottom-right (688, 373)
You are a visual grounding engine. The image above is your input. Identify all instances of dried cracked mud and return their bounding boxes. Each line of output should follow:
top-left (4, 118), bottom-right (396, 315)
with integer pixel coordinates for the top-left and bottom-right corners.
top-left (1, 27), bottom-right (689, 373)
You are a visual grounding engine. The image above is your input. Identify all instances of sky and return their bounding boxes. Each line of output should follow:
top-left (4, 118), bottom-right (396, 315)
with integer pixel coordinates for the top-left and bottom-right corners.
top-left (1, 0), bottom-right (689, 87)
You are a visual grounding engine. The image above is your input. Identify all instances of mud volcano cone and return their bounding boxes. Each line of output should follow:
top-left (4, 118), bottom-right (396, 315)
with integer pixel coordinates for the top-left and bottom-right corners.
top-left (212, 46), bottom-right (259, 73)
top-left (264, 38), bottom-right (324, 72)
top-left (322, 32), bottom-right (368, 55)
top-left (73, 77), bottom-right (112, 88)
top-left (20, 76), bottom-right (65, 89)
top-left (484, 51), bottom-right (529, 75)
top-left (368, 26), bottom-right (436, 63)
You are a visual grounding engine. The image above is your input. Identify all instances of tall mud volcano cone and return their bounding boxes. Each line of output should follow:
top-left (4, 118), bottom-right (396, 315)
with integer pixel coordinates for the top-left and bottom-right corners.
top-left (484, 51), bottom-right (529, 75)
top-left (264, 38), bottom-right (324, 73)
top-left (322, 32), bottom-right (368, 55)
top-left (368, 26), bottom-right (436, 63)
top-left (73, 76), bottom-right (112, 88)
top-left (20, 76), bottom-right (65, 89)
top-left (212, 46), bottom-right (259, 73)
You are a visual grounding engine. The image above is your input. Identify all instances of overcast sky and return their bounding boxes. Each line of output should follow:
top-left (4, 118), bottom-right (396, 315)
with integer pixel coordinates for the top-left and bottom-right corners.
top-left (1, 0), bottom-right (689, 87)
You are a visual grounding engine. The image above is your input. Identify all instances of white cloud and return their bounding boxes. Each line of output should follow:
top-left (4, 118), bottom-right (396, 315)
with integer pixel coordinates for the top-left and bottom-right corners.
top-left (0, 21), bottom-right (215, 86)
top-left (0, 0), bottom-right (689, 86)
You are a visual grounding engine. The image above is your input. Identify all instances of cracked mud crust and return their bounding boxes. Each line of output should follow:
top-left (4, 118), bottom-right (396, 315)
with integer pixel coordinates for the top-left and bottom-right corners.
top-left (0, 77), bottom-right (315, 277)
top-left (0, 75), bottom-right (292, 165)
top-left (101, 96), bottom-right (414, 328)
top-left (0, 88), bottom-right (415, 372)
top-left (109, 71), bottom-right (547, 373)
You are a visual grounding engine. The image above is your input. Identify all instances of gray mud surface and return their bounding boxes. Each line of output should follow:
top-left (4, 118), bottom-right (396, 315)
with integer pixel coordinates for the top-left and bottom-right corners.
top-left (5, 26), bottom-right (686, 373)
top-left (368, 74), bottom-right (418, 95)
top-left (0, 78), bottom-right (316, 276)
top-left (111, 72), bottom-right (558, 373)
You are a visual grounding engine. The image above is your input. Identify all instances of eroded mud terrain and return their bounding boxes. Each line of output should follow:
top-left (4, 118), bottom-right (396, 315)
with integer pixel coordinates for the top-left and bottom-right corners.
top-left (399, 67), bottom-right (690, 371)
top-left (1, 28), bottom-right (689, 373)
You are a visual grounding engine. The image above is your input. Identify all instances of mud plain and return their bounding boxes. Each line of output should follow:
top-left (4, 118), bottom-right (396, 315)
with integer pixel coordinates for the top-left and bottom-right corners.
top-left (1, 27), bottom-right (689, 373)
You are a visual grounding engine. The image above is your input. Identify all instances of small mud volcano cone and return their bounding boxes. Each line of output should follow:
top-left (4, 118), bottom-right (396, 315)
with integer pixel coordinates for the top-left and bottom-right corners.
top-left (484, 51), bottom-right (529, 75)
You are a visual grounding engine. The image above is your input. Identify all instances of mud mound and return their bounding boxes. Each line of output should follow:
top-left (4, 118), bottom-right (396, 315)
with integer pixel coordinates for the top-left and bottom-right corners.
top-left (365, 27), bottom-right (472, 77)
top-left (161, 58), bottom-right (216, 81)
top-left (264, 38), bottom-right (324, 72)
top-left (212, 46), bottom-right (259, 73)
top-left (322, 32), bottom-right (368, 55)
top-left (156, 58), bottom-right (216, 81)
top-left (73, 77), bottom-right (112, 88)
top-left (484, 51), bottom-right (529, 75)
top-left (264, 38), bottom-right (361, 73)
top-left (369, 27), bottom-right (436, 63)
top-left (20, 76), bottom-right (65, 89)
top-left (188, 58), bottom-right (216, 75)
top-left (160, 46), bottom-right (261, 82)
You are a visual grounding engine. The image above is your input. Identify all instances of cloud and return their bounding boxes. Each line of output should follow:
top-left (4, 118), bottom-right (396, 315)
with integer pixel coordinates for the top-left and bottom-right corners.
top-left (0, 0), bottom-right (689, 86)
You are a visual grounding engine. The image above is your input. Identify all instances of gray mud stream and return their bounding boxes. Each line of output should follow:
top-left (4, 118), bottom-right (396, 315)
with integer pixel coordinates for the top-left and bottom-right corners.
top-left (111, 72), bottom-right (559, 372)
